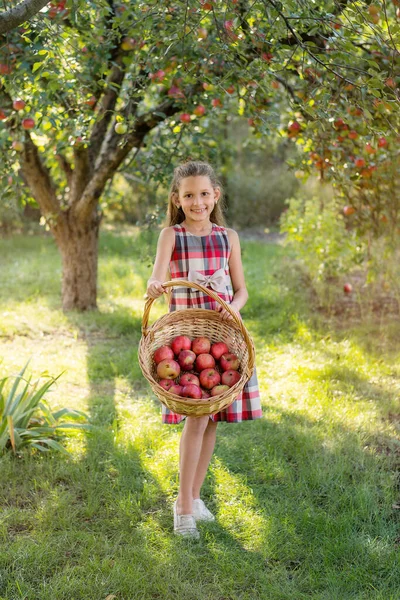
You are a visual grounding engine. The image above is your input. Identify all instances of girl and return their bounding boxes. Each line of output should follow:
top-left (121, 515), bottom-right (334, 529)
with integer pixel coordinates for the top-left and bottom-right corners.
top-left (146, 160), bottom-right (262, 539)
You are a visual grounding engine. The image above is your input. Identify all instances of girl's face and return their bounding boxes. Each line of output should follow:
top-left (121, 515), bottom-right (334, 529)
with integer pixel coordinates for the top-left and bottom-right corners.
top-left (175, 175), bottom-right (220, 223)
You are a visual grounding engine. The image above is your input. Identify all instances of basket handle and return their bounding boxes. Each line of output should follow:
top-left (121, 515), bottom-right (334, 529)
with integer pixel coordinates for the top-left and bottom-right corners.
top-left (142, 279), bottom-right (244, 336)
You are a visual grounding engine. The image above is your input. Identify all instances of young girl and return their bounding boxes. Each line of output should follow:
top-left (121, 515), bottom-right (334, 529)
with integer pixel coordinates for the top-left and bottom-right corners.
top-left (146, 160), bottom-right (262, 539)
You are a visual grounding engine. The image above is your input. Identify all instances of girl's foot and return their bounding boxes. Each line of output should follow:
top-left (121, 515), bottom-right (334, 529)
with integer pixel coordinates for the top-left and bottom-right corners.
top-left (192, 498), bottom-right (215, 522)
top-left (173, 501), bottom-right (200, 539)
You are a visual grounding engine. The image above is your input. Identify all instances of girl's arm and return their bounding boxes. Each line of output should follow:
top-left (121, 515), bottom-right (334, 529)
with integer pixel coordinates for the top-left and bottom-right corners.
top-left (146, 227), bottom-right (175, 298)
top-left (218, 229), bottom-right (248, 320)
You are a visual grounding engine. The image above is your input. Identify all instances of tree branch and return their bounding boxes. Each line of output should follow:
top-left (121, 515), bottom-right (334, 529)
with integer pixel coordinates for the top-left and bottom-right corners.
top-left (21, 132), bottom-right (63, 234)
top-left (0, 0), bottom-right (50, 34)
top-left (74, 97), bottom-right (181, 222)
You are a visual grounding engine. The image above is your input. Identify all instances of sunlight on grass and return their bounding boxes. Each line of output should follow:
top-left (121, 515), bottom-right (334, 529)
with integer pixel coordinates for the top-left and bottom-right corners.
top-left (117, 394), bottom-right (181, 499)
top-left (211, 457), bottom-right (269, 553)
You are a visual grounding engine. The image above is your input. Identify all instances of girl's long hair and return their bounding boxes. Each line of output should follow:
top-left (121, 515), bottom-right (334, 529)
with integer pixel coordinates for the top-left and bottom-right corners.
top-left (166, 161), bottom-right (226, 227)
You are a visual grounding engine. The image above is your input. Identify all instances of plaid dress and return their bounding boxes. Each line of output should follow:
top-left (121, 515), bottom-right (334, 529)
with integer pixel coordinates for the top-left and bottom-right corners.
top-left (162, 222), bottom-right (262, 424)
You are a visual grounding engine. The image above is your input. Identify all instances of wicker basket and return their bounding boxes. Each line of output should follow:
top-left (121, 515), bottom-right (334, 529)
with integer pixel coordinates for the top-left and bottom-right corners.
top-left (138, 280), bottom-right (256, 417)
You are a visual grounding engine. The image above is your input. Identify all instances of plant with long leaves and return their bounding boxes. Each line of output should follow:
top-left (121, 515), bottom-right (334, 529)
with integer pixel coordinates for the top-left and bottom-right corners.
top-left (0, 362), bottom-right (90, 454)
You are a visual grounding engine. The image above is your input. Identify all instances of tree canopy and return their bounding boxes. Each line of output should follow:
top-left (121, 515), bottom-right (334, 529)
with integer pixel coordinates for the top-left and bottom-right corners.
top-left (0, 0), bottom-right (398, 308)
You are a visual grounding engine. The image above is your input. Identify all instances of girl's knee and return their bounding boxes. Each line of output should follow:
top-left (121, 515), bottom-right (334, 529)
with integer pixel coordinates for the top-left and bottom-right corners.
top-left (185, 415), bottom-right (210, 434)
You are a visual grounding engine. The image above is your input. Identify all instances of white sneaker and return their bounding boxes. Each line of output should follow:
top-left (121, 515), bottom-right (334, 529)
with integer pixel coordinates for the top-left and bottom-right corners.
top-left (173, 501), bottom-right (200, 539)
top-left (192, 498), bottom-right (215, 522)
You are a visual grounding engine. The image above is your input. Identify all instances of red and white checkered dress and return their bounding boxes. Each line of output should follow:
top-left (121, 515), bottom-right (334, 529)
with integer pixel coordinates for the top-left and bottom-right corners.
top-left (162, 222), bottom-right (262, 424)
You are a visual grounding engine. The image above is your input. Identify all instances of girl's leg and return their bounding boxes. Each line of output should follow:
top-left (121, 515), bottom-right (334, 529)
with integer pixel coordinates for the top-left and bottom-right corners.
top-left (192, 418), bottom-right (218, 500)
top-left (176, 415), bottom-right (210, 515)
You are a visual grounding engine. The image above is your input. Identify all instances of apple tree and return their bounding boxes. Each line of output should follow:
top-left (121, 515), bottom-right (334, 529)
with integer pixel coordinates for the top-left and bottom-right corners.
top-left (0, 0), bottom-right (398, 310)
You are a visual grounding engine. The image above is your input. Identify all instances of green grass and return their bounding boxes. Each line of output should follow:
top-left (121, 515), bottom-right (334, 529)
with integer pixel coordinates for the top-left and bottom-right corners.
top-left (0, 227), bottom-right (399, 600)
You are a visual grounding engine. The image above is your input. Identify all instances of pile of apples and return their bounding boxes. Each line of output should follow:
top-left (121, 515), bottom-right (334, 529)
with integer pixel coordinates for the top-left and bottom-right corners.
top-left (153, 335), bottom-right (241, 400)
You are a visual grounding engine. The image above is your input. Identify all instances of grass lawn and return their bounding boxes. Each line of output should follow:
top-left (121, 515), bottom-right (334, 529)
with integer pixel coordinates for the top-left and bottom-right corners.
top-left (0, 227), bottom-right (399, 600)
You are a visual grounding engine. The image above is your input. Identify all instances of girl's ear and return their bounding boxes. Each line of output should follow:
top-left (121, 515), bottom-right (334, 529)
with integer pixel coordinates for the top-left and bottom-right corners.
top-left (171, 192), bottom-right (179, 207)
top-left (214, 187), bottom-right (221, 203)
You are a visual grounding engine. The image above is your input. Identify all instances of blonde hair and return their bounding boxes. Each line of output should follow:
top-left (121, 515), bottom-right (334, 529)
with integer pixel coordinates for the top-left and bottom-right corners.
top-left (166, 160), bottom-right (226, 226)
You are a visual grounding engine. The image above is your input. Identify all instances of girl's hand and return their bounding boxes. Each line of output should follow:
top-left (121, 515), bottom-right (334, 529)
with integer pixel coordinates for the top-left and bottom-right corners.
top-left (146, 280), bottom-right (166, 299)
top-left (216, 301), bottom-right (241, 322)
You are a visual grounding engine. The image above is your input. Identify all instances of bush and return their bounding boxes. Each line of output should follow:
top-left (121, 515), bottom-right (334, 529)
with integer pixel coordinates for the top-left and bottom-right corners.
top-left (280, 183), bottom-right (365, 306)
top-left (280, 181), bottom-right (400, 315)
top-left (0, 363), bottom-right (90, 454)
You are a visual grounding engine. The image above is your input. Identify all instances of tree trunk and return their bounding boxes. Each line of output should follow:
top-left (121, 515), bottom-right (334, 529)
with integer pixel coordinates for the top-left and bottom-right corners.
top-left (57, 211), bottom-right (101, 311)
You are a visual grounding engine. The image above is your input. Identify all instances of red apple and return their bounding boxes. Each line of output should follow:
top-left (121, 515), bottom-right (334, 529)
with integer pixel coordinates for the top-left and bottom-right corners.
top-left (22, 118), bottom-right (35, 130)
top-left (193, 104), bottom-right (206, 117)
top-left (159, 379), bottom-right (174, 391)
top-left (220, 353), bottom-right (240, 372)
top-left (178, 349), bottom-right (197, 371)
top-left (343, 283), bottom-right (353, 294)
top-left (348, 130), bottom-right (358, 140)
top-left (191, 337), bottom-right (211, 355)
top-left (154, 345), bottom-right (174, 364)
top-left (13, 99), bottom-right (25, 111)
top-left (354, 158), bottom-right (366, 168)
top-left (171, 335), bottom-right (192, 355)
top-left (85, 96), bottom-right (96, 108)
top-left (195, 353), bottom-right (215, 372)
top-left (156, 359), bottom-right (180, 380)
top-left (210, 384), bottom-right (230, 397)
top-left (180, 113), bottom-right (191, 123)
top-left (199, 368), bottom-right (221, 390)
top-left (0, 110), bottom-right (7, 120)
top-left (212, 98), bottom-right (222, 108)
top-left (365, 143), bottom-right (376, 155)
top-left (180, 373), bottom-right (200, 387)
top-left (154, 69), bottom-right (165, 81)
top-left (221, 369), bottom-right (241, 387)
top-left (334, 118), bottom-right (346, 130)
top-left (385, 77), bottom-right (396, 89)
top-left (262, 52), bottom-right (273, 62)
top-left (343, 206), bottom-right (356, 216)
top-left (168, 85), bottom-right (185, 99)
top-left (0, 64), bottom-right (13, 75)
top-left (181, 384), bottom-right (202, 399)
top-left (377, 137), bottom-right (387, 148)
top-left (210, 342), bottom-right (229, 360)
top-left (288, 121), bottom-right (301, 133)
top-left (201, 389), bottom-right (211, 399)
top-left (169, 383), bottom-right (183, 396)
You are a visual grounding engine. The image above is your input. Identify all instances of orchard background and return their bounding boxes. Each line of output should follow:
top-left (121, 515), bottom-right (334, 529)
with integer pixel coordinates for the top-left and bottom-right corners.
top-left (0, 2), bottom-right (400, 598)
